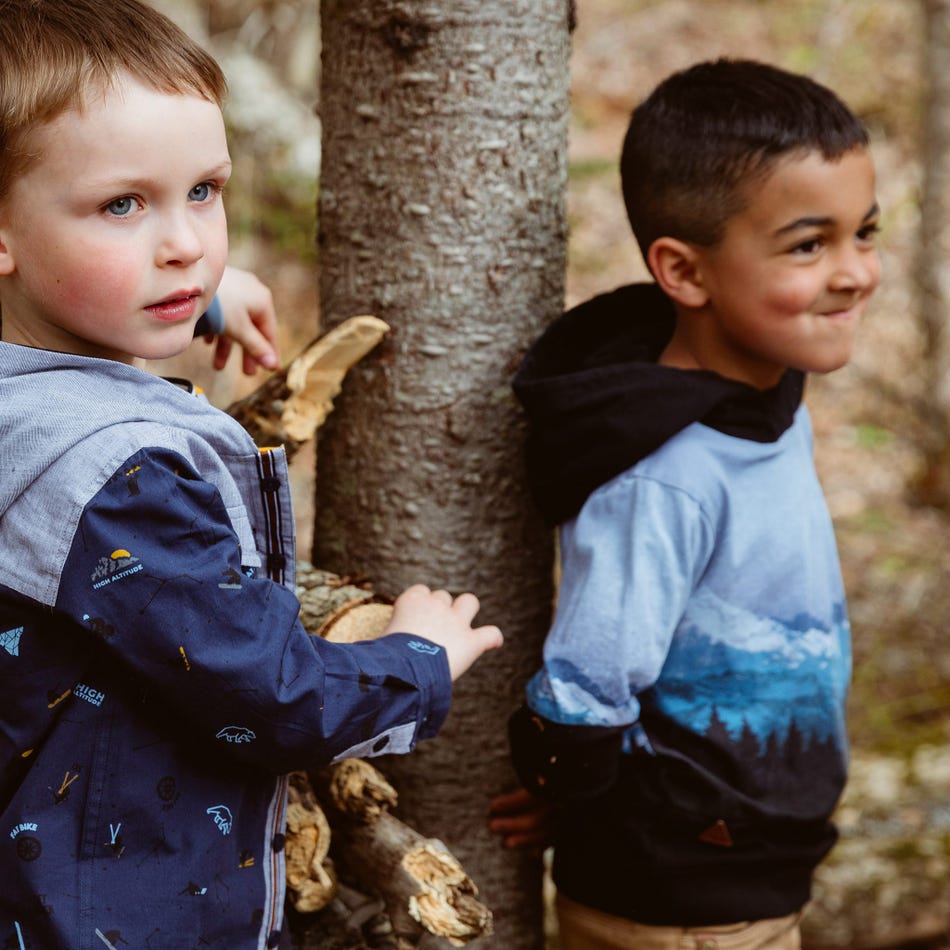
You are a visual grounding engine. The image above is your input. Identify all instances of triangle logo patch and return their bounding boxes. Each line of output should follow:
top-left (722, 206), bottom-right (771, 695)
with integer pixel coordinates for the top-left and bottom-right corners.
top-left (699, 819), bottom-right (734, 847)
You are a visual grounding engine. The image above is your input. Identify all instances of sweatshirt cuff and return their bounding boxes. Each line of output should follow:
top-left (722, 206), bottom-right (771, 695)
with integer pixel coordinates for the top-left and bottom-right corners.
top-left (509, 703), bottom-right (627, 802)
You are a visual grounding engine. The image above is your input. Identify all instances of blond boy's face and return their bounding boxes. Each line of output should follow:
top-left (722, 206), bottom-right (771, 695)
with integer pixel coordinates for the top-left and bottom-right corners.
top-left (0, 72), bottom-right (231, 366)
top-left (687, 147), bottom-right (880, 390)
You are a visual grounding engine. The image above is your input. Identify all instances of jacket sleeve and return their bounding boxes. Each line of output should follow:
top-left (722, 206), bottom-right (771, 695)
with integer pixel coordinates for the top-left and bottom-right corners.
top-left (54, 447), bottom-right (452, 773)
top-left (510, 468), bottom-right (714, 801)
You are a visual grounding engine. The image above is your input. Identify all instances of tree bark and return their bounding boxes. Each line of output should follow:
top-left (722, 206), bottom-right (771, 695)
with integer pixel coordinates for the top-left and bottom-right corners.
top-left (296, 564), bottom-right (394, 643)
top-left (315, 2), bottom-right (571, 945)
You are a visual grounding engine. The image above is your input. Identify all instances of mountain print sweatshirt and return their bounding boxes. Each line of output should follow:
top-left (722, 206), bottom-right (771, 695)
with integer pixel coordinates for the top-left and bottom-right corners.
top-left (508, 283), bottom-right (851, 925)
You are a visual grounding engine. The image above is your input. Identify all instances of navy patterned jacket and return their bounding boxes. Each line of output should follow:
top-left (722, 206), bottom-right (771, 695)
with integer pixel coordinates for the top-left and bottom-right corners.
top-left (0, 343), bottom-right (451, 950)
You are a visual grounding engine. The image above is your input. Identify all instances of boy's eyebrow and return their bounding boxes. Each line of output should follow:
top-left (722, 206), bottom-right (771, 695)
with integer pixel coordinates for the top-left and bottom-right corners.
top-left (82, 160), bottom-right (233, 192)
top-left (773, 202), bottom-right (880, 237)
top-left (203, 160), bottom-right (233, 179)
top-left (206, 159), bottom-right (234, 178)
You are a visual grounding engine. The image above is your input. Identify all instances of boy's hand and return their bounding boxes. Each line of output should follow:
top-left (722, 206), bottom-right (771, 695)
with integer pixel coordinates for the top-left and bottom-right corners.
top-left (488, 787), bottom-right (553, 855)
top-left (385, 585), bottom-right (503, 681)
top-left (206, 266), bottom-right (280, 374)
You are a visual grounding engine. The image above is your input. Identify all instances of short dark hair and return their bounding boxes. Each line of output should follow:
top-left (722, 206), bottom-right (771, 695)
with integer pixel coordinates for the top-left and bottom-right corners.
top-left (620, 58), bottom-right (869, 263)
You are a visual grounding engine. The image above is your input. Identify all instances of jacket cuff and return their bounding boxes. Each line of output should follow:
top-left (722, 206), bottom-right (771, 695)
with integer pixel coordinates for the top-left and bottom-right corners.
top-left (508, 704), bottom-right (626, 802)
top-left (194, 294), bottom-right (224, 337)
top-left (384, 633), bottom-right (453, 741)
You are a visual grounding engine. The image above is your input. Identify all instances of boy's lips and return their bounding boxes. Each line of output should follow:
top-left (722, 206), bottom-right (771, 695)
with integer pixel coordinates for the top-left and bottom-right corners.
top-left (145, 290), bottom-right (202, 322)
top-left (819, 295), bottom-right (868, 321)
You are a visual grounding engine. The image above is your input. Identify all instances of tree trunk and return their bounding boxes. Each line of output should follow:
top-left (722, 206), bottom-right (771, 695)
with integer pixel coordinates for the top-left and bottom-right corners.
top-left (914, 0), bottom-right (950, 506)
top-left (315, 2), bottom-right (571, 946)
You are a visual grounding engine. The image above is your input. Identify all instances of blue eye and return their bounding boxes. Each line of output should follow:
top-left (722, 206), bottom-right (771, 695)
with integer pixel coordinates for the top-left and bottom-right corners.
top-left (106, 196), bottom-right (136, 216)
top-left (189, 182), bottom-right (217, 202)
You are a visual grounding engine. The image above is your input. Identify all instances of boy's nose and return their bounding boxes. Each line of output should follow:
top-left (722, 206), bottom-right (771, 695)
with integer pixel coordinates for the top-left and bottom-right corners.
top-left (157, 213), bottom-right (204, 267)
top-left (829, 245), bottom-right (879, 293)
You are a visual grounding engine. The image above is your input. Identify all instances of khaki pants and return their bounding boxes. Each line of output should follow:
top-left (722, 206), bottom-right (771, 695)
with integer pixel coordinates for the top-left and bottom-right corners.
top-left (556, 893), bottom-right (803, 950)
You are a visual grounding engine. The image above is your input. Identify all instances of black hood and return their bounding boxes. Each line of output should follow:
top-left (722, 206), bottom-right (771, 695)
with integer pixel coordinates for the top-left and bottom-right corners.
top-left (513, 283), bottom-right (804, 525)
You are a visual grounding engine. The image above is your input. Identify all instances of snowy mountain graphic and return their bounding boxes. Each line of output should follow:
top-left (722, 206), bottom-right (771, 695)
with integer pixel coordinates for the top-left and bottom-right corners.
top-left (652, 588), bottom-right (850, 750)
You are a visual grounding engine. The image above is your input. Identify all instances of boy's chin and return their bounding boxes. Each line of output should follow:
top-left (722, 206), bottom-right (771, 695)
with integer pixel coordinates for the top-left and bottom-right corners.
top-left (134, 327), bottom-right (201, 363)
top-left (797, 352), bottom-right (853, 376)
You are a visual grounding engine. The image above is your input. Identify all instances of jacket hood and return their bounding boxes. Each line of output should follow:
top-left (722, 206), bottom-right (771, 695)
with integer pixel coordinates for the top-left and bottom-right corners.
top-left (0, 343), bottom-right (222, 518)
top-left (513, 283), bottom-right (804, 524)
top-left (0, 342), bottom-right (266, 604)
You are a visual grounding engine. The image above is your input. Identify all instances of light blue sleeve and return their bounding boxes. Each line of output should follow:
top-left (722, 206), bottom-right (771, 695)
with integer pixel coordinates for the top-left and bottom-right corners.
top-left (526, 469), bottom-right (715, 728)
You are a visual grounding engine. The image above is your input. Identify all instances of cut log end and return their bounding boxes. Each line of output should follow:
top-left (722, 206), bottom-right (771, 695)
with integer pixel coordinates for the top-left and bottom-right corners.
top-left (295, 565), bottom-right (393, 643)
top-left (328, 758), bottom-right (399, 822)
top-left (286, 772), bottom-right (337, 913)
top-left (404, 844), bottom-right (493, 946)
top-left (321, 601), bottom-right (394, 643)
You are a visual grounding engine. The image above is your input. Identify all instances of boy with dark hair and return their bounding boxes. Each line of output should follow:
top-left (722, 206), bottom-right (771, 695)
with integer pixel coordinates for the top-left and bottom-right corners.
top-left (500, 58), bottom-right (880, 948)
top-left (0, 2), bottom-right (502, 947)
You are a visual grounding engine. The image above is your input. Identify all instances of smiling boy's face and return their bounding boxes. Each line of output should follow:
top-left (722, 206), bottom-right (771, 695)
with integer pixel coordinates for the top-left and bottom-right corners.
top-left (0, 71), bottom-right (231, 367)
top-left (661, 147), bottom-right (881, 390)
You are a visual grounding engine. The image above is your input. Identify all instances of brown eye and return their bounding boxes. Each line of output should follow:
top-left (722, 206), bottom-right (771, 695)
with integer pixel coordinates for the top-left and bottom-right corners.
top-left (791, 238), bottom-right (822, 255)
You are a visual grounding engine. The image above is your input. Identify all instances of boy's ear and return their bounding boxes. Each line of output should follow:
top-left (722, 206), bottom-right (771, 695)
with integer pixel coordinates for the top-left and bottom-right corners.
top-left (0, 215), bottom-right (15, 276)
top-left (647, 237), bottom-right (709, 309)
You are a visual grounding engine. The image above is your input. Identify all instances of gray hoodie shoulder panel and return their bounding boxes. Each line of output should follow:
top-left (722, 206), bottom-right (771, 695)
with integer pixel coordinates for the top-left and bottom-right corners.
top-left (0, 344), bottom-right (267, 605)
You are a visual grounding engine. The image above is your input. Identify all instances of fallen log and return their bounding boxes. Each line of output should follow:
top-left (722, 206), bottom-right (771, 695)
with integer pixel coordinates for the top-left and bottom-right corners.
top-left (285, 733), bottom-right (492, 945)
top-left (299, 759), bottom-right (491, 947)
top-left (325, 757), bottom-right (399, 824)
top-left (285, 770), bottom-right (337, 914)
top-left (291, 597), bottom-right (493, 946)
top-left (333, 808), bottom-right (493, 948)
top-left (295, 564), bottom-right (394, 644)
